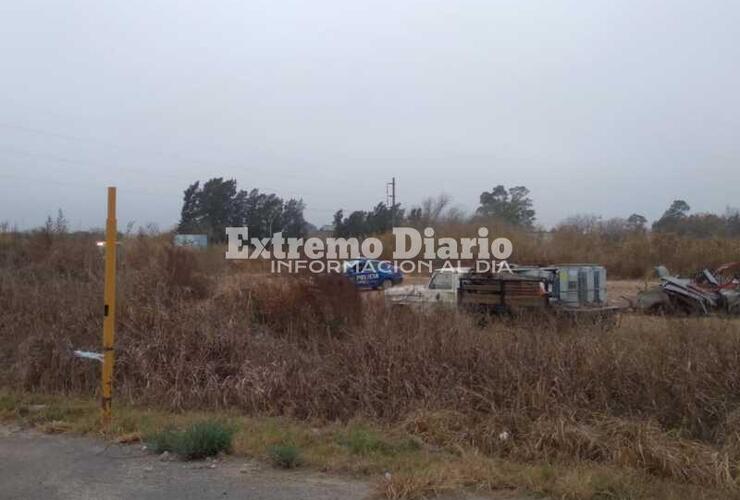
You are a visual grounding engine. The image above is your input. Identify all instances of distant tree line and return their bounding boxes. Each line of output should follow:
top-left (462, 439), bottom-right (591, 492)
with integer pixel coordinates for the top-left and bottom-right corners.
top-left (178, 178), bottom-right (308, 242)
top-left (652, 200), bottom-right (740, 238)
top-left (177, 179), bottom-right (740, 241)
top-left (331, 187), bottom-right (740, 240)
top-left (332, 185), bottom-right (537, 237)
top-left (177, 182), bottom-right (539, 240)
top-left (557, 200), bottom-right (740, 240)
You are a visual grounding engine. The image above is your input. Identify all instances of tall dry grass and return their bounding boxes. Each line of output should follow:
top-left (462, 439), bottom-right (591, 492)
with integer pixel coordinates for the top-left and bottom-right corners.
top-left (2, 232), bottom-right (740, 489)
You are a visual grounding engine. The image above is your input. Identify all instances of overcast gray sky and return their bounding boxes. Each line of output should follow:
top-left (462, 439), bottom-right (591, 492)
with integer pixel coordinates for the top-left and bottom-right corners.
top-left (1, 0), bottom-right (738, 230)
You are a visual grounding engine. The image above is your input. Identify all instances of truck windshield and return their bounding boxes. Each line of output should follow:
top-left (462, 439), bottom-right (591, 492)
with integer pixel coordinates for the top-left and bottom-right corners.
top-left (428, 272), bottom-right (454, 290)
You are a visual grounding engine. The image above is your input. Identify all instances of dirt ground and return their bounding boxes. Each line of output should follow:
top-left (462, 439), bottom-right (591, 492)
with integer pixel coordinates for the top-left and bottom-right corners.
top-left (0, 424), bottom-right (369, 500)
top-left (607, 280), bottom-right (654, 305)
top-left (0, 425), bottom-right (512, 500)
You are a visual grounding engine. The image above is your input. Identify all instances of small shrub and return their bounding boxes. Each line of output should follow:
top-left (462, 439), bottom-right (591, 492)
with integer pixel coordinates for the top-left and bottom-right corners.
top-left (175, 421), bottom-right (234, 459)
top-left (269, 442), bottom-right (302, 468)
top-left (144, 421), bottom-right (233, 459)
top-left (341, 427), bottom-right (390, 455)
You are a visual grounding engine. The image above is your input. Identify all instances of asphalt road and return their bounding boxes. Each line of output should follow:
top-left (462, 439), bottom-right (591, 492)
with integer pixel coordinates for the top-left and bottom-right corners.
top-left (0, 425), bottom-right (370, 500)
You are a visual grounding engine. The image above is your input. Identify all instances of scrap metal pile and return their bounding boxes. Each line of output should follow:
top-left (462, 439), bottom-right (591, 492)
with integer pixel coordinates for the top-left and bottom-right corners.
top-left (638, 262), bottom-right (740, 315)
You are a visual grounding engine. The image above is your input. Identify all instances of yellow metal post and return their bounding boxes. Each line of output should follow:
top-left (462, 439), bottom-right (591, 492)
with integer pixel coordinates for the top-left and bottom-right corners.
top-left (101, 187), bottom-right (117, 428)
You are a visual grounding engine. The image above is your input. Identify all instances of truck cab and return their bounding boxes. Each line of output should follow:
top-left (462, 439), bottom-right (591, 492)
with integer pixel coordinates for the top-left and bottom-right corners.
top-left (384, 268), bottom-right (469, 307)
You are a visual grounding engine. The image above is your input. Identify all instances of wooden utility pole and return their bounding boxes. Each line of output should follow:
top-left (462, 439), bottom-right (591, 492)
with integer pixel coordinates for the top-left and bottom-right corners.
top-left (101, 187), bottom-right (117, 428)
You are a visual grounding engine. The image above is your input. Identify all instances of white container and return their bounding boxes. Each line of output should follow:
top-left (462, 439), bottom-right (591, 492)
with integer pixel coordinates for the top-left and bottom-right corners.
top-left (558, 266), bottom-right (581, 305)
top-left (556, 264), bottom-right (607, 306)
top-left (594, 266), bottom-right (607, 304)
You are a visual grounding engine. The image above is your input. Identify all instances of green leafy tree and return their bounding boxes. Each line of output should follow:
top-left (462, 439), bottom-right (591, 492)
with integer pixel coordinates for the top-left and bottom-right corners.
top-left (179, 182), bottom-right (202, 233)
top-left (652, 200), bottom-right (690, 233)
top-left (178, 178), bottom-right (239, 241)
top-left (282, 199), bottom-right (308, 237)
top-left (344, 211), bottom-right (369, 237)
top-left (178, 178), bottom-right (307, 242)
top-left (332, 210), bottom-right (345, 236)
top-left (476, 185), bottom-right (536, 227)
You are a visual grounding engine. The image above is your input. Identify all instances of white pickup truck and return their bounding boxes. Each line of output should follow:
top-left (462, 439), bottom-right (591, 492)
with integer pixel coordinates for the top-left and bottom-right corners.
top-left (384, 268), bottom-right (469, 307)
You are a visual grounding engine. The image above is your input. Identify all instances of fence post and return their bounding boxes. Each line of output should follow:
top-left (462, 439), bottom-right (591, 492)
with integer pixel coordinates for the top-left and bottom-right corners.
top-left (101, 187), bottom-right (117, 428)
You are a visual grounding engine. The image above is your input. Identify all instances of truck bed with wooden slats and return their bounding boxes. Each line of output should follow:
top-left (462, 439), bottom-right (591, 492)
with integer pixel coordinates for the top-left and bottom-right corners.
top-left (458, 272), bottom-right (548, 310)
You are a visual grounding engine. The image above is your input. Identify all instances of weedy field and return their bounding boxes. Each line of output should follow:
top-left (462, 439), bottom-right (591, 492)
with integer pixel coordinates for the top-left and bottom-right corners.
top-left (2, 230), bottom-right (740, 498)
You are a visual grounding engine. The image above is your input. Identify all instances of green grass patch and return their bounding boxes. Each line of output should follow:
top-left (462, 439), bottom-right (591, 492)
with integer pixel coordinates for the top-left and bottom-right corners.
top-left (339, 425), bottom-right (421, 456)
top-left (341, 426), bottom-right (390, 454)
top-left (176, 421), bottom-right (234, 459)
top-left (269, 442), bottom-right (302, 469)
top-left (145, 421), bottom-right (234, 459)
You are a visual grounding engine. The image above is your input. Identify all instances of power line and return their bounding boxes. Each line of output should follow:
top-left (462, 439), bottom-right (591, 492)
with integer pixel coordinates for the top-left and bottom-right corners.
top-left (0, 121), bottom-right (381, 187)
top-left (0, 121), bottom-right (403, 216)
top-left (0, 146), bottom-right (360, 209)
top-left (0, 171), bottom-right (342, 213)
